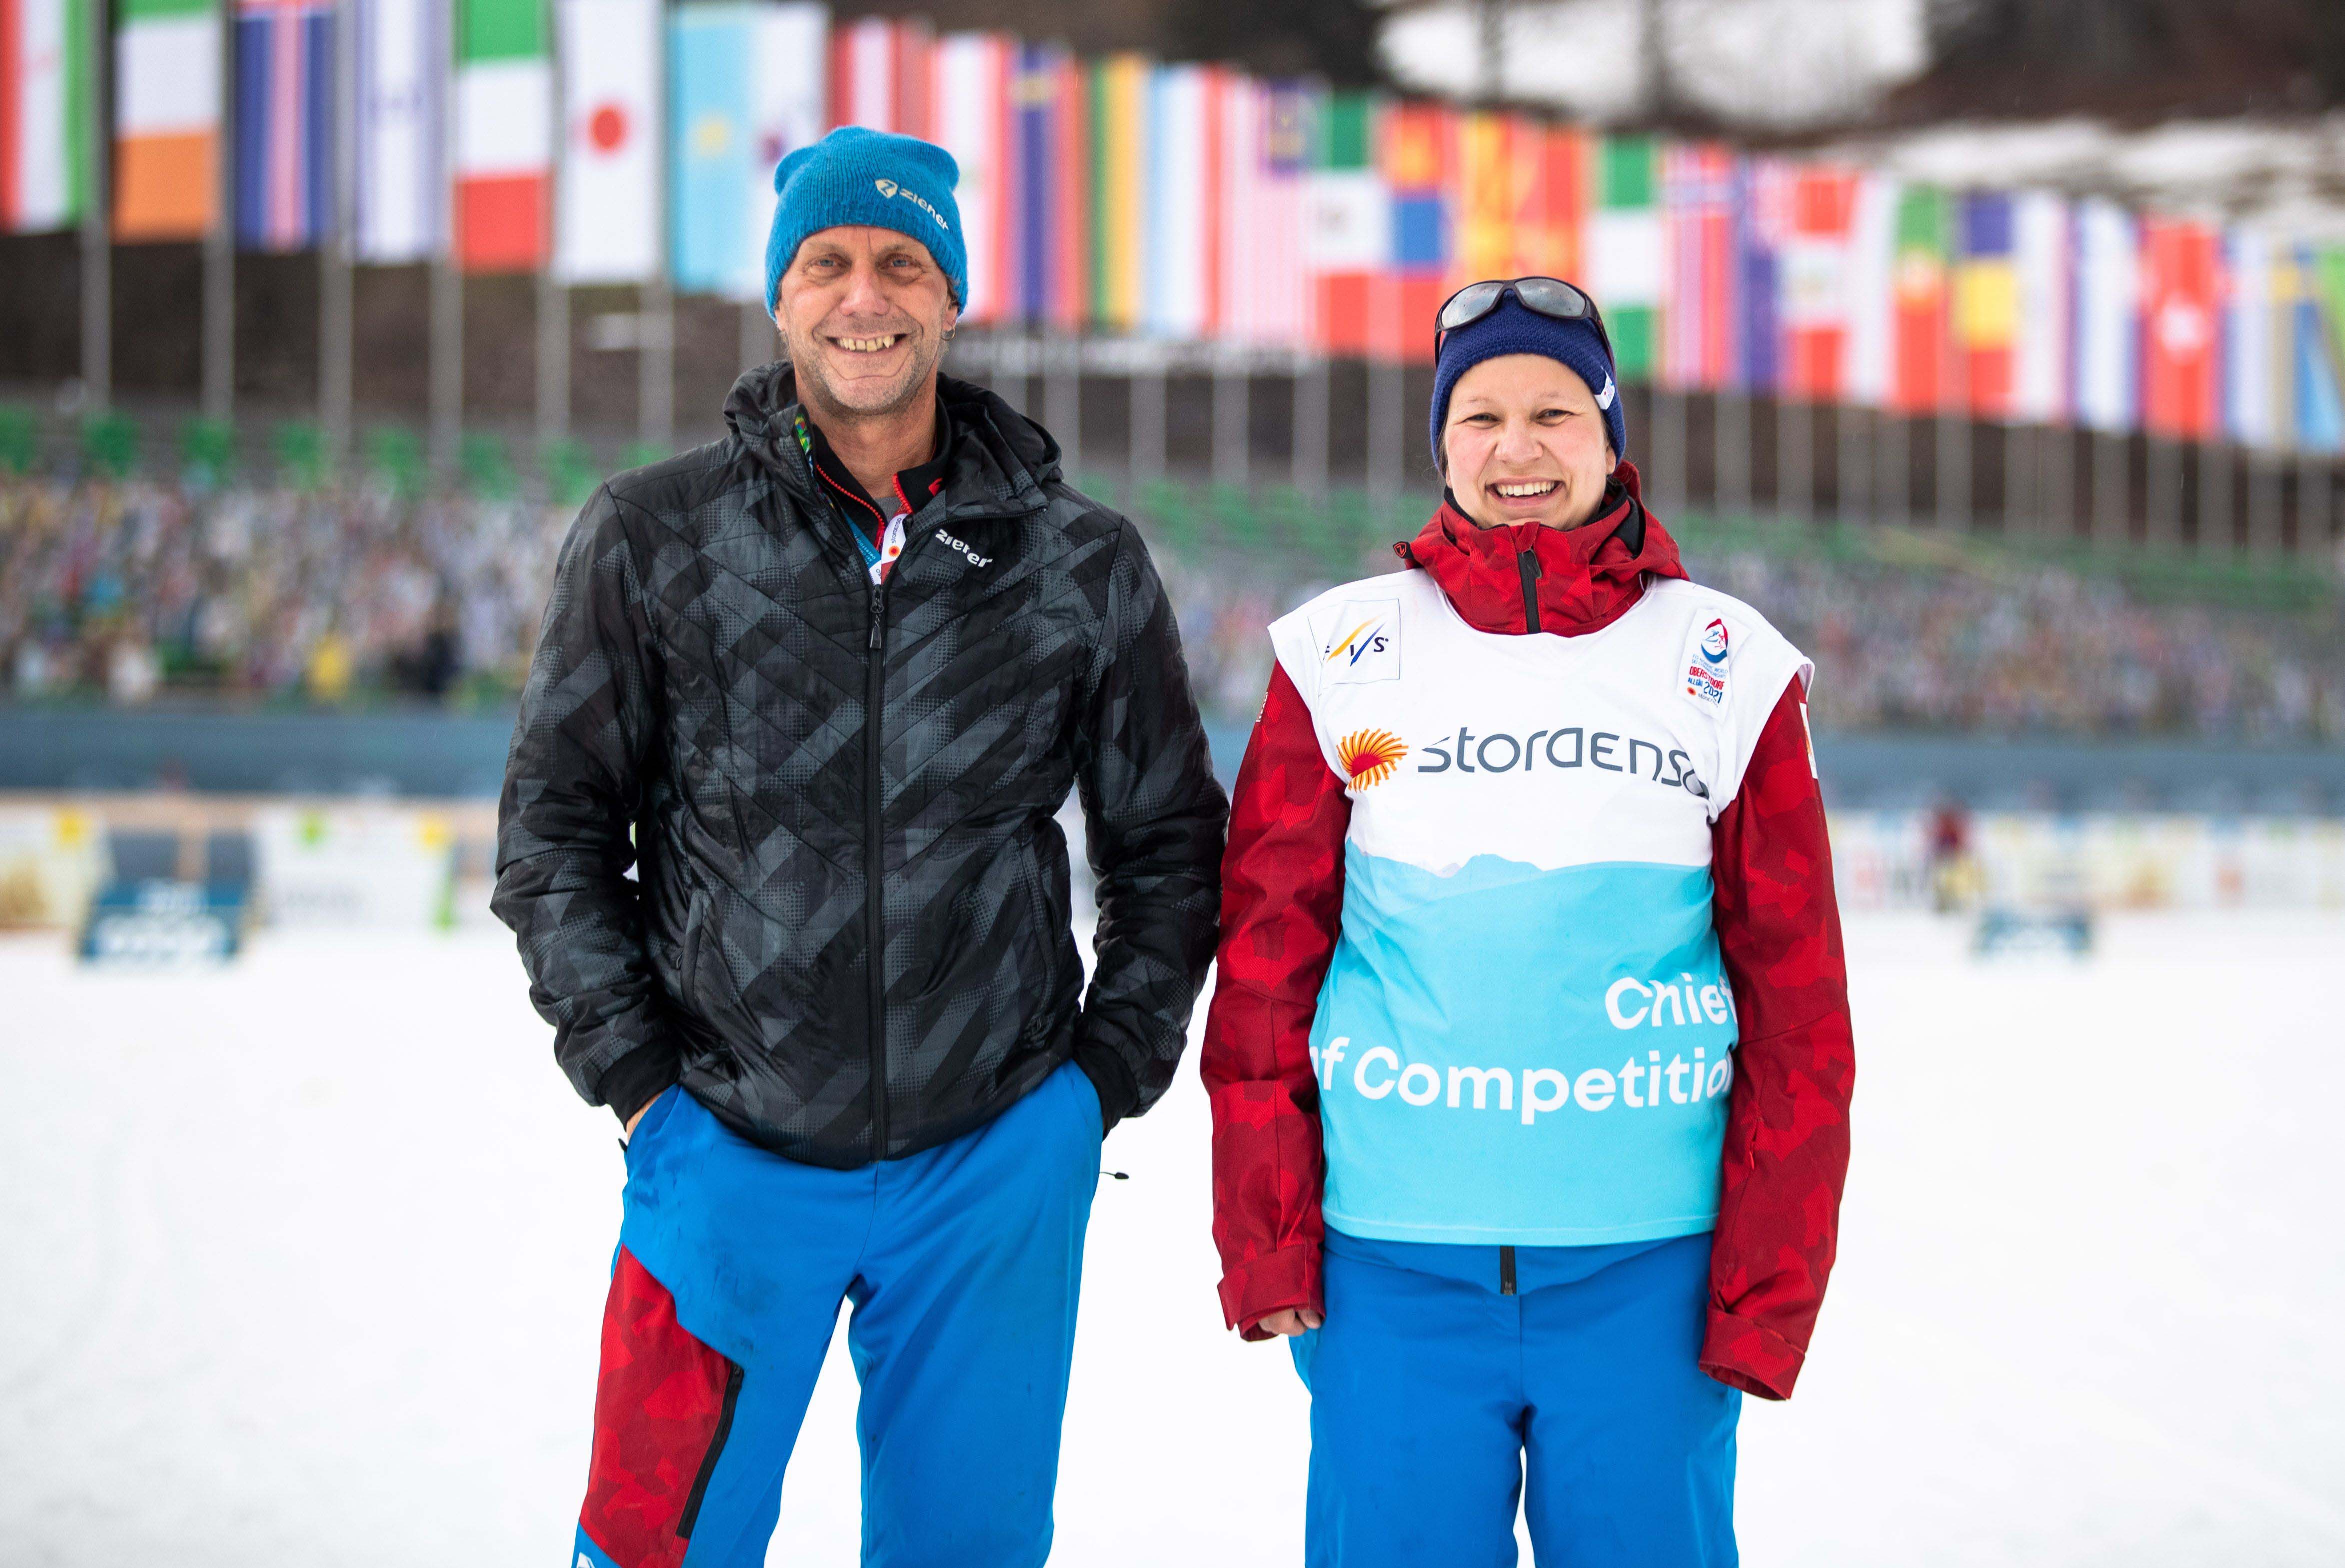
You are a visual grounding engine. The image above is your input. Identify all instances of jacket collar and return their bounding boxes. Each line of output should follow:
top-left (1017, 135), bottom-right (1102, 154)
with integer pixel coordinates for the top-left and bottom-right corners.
top-left (724, 361), bottom-right (1061, 527)
top-left (1396, 461), bottom-right (1688, 637)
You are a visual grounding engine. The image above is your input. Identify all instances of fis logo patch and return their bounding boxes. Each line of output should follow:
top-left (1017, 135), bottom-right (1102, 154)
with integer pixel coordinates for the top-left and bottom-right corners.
top-left (1320, 599), bottom-right (1400, 684)
top-left (1336, 728), bottom-right (1409, 789)
top-left (1683, 616), bottom-right (1731, 706)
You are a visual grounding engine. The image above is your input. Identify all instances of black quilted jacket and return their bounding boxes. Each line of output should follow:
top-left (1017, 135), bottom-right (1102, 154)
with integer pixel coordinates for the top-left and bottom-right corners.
top-left (492, 364), bottom-right (1227, 1168)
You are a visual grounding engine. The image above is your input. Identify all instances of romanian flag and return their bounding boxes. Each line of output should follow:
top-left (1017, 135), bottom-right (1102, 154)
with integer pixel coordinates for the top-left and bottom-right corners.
top-left (1890, 184), bottom-right (1950, 415)
top-left (1086, 51), bottom-right (1145, 332)
top-left (1955, 191), bottom-right (2019, 418)
top-left (1660, 140), bottom-right (1734, 392)
top-left (1301, 88), bottom-right (1385, 358)
top-left (2140, 216), bottom-right (2220, 441)
top-left (829, 14), bottom-right (930, 138)
top-left (1587, 133), bottom-right (1660, 381)
top-left (454, 0), bottom-right (549, 272)
top-left (1779, 164), bottom-right (1860, 402)
top-left (1383, 98), bottom-right (1451, 364)
top-left (2, 0), bottom-right (94, 233)
top-left (115, 0), bottom-right (221, 239)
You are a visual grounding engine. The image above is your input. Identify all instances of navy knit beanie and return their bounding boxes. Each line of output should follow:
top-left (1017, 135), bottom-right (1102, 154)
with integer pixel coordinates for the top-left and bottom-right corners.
top-left (1429, 293), bottom-right (1627, 468)
top-left (765, 126), bottom-right (967, 313)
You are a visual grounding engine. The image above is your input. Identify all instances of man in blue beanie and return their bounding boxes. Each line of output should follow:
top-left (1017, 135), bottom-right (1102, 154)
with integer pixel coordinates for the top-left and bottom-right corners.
top-left (500, 124), bottom-right (1226, 1568)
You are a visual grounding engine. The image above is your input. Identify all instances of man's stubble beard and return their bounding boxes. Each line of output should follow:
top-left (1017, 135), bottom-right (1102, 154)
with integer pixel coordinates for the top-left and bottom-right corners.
top-left (786, 326), bottom-right (944, 423)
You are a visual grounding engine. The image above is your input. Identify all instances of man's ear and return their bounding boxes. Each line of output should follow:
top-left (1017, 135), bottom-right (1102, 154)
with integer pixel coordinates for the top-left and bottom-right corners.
top-left (943, 297), bottom-right (962, 338)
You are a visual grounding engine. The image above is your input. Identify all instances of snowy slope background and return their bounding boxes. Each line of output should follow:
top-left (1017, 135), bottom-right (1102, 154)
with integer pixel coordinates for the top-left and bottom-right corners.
top-left (5, 904), bottom-right (2344, 1566)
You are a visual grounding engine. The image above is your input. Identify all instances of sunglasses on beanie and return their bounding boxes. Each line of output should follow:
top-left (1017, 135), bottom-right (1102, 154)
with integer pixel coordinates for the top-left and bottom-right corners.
top-left (1434, 277), bottom-right (1615, 367)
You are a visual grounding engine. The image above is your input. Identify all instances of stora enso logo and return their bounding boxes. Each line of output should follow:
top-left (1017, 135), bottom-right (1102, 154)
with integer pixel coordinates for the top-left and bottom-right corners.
top-left (873, 177), bottom-right (950, 231)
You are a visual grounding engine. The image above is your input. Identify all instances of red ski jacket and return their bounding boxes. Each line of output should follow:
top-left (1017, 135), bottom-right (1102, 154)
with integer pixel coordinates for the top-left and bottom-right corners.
top-left (1201, 465), bottom-right (1854, 1400)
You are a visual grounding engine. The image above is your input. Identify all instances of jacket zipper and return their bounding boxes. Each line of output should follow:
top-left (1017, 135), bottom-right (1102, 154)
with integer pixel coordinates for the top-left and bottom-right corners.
top-left (1499, 1245), bottom-right (1517, 1296)
top-left (1517, 549), bottom-right (1543, 633)
top-left (865, 582), bottom-right (889, 1157)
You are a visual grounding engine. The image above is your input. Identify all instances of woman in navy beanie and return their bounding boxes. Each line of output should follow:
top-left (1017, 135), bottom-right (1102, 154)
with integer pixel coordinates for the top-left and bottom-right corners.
top-left (1205, 279), bottom-right (1857, 1566)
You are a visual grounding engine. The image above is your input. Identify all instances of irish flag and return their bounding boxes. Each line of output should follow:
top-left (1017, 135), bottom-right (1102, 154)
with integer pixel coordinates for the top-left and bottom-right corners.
top-left (2, 0), bottom-right (92, 232)
top-left (454, 0), bottom-right (548, 272)
top-left (114, 0), bottom-right (221, 239)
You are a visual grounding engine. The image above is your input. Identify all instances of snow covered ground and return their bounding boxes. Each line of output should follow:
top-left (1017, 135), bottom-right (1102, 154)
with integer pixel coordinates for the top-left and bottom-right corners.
top-left (5, 907), bottom-right (2343, 1566)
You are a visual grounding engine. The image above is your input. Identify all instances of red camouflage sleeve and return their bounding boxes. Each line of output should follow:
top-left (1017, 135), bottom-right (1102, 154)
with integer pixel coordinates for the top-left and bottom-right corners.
top-left (1702, 678), bottom-right (1856, 1400)
top-left (1202, 662), bottom-right (1350, 1340)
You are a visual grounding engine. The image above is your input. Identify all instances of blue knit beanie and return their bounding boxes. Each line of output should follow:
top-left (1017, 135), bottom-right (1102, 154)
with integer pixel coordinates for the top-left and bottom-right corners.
top-left (764, 126), bottom-right (967, 314)
top-left (1428, 293), bottom-right (1627, 467)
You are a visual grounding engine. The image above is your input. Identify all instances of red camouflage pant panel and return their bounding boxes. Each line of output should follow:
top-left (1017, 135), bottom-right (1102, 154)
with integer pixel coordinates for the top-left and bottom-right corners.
top-left (578, 1247), bottom-right (742, 1568)
top-left (1203, 664), bottom-right (1351, 1339)
top-left (1703, 682), bottom-right (1856, 1401)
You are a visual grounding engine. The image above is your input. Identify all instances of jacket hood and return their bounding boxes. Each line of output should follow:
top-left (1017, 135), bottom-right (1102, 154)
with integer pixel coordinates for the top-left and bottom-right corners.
top-left (1397, 459), bottom-right (1687, 637)
top-left (722, 360), bottom-right (1063, 525)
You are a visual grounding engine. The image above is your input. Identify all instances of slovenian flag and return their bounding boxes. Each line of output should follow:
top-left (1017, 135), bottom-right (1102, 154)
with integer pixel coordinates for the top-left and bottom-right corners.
top-left (235, 0), bottom-right (333, 251)
top-left (114, 0), bottom-right (221, 240)
top-left (2010, 189), bottom-right (2073, 426)
top-left (2, 0), bottom-right (94, 234)
top-left (454, 0), bottom-right (549, 272)
top-left (1587, 133), bottom-right (1661, 382)
top-left (554, 0), bottom-right (658, 283)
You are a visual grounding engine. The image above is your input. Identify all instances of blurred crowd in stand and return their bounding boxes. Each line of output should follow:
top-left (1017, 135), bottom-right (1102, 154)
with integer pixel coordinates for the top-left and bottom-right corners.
top-left (5, 472), bottom-right (2342, 745)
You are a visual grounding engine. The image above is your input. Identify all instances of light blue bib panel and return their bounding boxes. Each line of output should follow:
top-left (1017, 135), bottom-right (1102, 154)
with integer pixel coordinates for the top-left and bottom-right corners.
top-left (1269, 570), bottom-right (1810, 1246)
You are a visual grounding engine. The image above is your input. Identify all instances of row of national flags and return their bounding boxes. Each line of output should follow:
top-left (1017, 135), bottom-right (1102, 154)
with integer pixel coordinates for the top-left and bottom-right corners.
top-left (9, 1), bottom-right (2345, 448)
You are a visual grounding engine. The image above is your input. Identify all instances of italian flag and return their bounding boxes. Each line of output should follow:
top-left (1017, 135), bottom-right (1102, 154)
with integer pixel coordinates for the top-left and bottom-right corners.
top-left (1587, 133), bottom-right (1661, 382)
top-left (2, 0), bottom-right (92, 232)
top-left (114, 0), bottom-right (220, 239)
top-left (455, 0), bottom-right (549, 273)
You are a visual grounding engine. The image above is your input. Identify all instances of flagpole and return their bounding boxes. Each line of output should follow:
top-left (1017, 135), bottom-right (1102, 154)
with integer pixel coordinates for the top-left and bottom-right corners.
top-left (1717, 386), bottom-right (1748, 518)
top-left (740, 298), bottom-right (771, 374)
top-left (2199, 438), bottom-right (2232, 553)
top-left (1837, 404), bottom-right (1869, 524)
top-left (1211, 344), bottom-right (1248, 490)
top-left (1366, 272), bottom-right (1401, 497)
top-left (2146, 435), bottom-right (2179, 546)
top-left (1651, 384), bottom-right (1685, 517)
top-left (1045, 332), bottom-right (1081, 471)
top-left (1292, 348), bottom-right (1327, 495)
top-left (321, 0), bottom-right (358, 466)
top-left (639, 2), bottom-right (672, 454)
top-left (1131, 344), bottom-right (1166, 483)
top-left (1780, 393), bottom-right (1811, 523)
top-left (203, 0), bottom-right (236, 423)
top-left (428, 0), bottom-right (460, 481)
top-left (538, 0), bottom-right (567, 453)
top-left (79, 0), bottom-right (110, 409)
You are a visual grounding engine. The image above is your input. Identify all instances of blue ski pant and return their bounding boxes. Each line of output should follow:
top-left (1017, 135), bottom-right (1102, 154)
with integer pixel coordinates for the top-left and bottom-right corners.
top-left (570, 1061), bottom-right (1103, 1568)
top-left (1291, 1231), bottom-right (1740, 1568)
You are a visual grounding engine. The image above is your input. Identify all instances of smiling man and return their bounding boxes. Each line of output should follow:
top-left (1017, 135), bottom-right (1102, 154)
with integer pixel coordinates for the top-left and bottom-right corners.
top-left (494, 126), bottom-right (1226, 1568)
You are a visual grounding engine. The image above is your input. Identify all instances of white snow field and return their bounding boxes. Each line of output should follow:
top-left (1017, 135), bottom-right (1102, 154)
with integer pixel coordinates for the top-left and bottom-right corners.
top-left (5, 908), bottom-right (2343, 1567)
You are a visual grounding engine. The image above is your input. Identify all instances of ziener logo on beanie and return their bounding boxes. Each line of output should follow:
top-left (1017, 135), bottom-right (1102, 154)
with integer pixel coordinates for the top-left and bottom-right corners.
top-left (873, 177), bottom-right (950, 232)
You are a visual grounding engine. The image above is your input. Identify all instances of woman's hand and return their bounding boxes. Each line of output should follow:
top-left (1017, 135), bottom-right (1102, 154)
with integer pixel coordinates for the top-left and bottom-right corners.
top-left (1255, 1308), bottom-right (1325, 1337)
